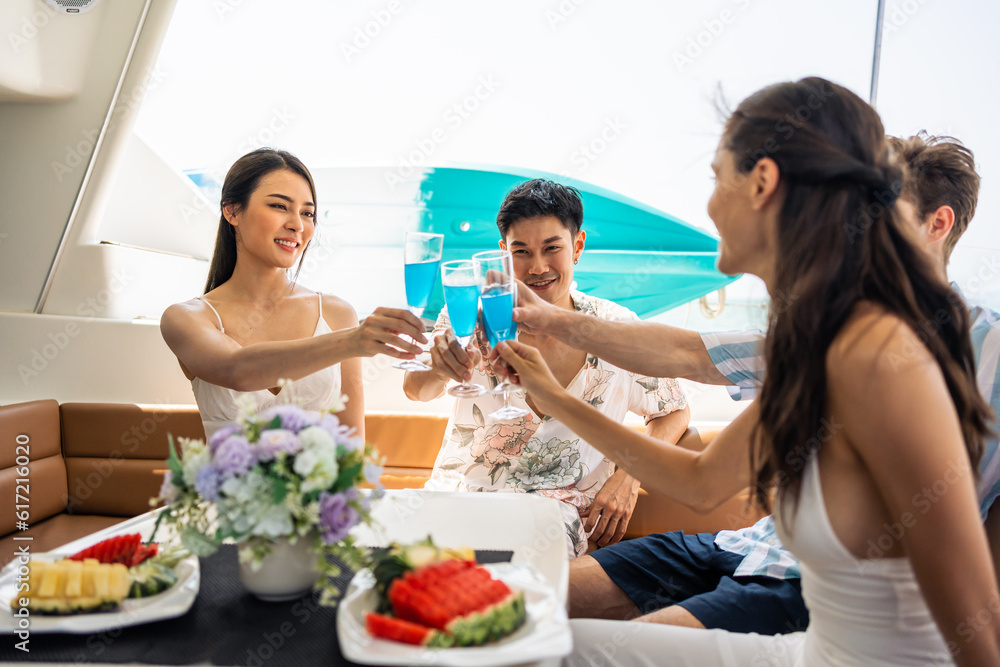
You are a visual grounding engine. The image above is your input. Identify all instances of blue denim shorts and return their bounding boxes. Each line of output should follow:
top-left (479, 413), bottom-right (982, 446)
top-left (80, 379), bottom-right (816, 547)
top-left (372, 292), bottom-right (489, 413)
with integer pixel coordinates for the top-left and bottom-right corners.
top-left (589, 531), bottom-right (808, 634)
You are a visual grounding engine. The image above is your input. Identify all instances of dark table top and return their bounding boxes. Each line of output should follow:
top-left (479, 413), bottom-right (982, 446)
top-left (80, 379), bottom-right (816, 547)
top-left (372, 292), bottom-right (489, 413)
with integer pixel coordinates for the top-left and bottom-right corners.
top-left (0, 545), bottom-right (361, 666)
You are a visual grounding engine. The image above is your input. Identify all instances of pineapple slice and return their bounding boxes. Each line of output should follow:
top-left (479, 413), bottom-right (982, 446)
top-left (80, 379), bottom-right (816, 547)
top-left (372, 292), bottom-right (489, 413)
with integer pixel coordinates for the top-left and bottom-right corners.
top-left (12, 559), bottom-right (130, 615)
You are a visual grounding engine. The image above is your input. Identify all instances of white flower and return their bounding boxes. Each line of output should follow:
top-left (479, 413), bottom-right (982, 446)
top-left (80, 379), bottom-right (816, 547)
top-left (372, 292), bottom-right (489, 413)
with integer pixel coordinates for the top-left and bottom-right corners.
top-left (302, 452), bottom-right (338, 493)
top-left (252, 504), bottom-right (294, 539)
top-left (181, 440), bottom-right (211, 486)
top-left (295, 426), bottom-right (340, 492)
top-left (298, 425), bottom-right (335, 452)
top-left (293, 448), bottom-right (320, 477)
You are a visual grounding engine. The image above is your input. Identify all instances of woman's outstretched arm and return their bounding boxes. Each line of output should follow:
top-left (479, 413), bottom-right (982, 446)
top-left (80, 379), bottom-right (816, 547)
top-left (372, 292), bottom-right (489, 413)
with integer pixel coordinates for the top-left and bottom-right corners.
top-left (160, 301), bottom-right (426, 393)
top-left (494, 339), bottom-right (757, 513)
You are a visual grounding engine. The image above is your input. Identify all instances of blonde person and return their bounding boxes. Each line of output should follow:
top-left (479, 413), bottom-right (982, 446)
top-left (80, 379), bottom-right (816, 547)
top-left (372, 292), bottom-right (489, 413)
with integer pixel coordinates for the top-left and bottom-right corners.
top-left (161, 148), bottom-right (426, 440)
top-left (495, 79), bottom-right (1000, 665)
top-left (404, 179), bottom-right (690, 558)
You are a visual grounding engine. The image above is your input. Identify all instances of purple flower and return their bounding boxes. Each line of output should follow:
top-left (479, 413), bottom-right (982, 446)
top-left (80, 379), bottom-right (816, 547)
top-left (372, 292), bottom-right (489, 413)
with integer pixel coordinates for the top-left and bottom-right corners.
top-left (363, 462), bottom-right (383, 485)
top-left (255, 428), bottom-right (301, 461)
top-left (319, 413), bottom-right (341, 435)
top-left (194, 465), bottom-right (223, 501)
top-left (339, 435), bottom-right (364, 455)
top-left (212, 435), bottom-right (255, 479)
top-left (344, 486), bottom-right (372, 513)
top-left (159, 470), bottom-right (178, 503)
top-left (208, 424), bottom-right (242, 453)
top-left (259, 405), bottom-right (318, 433)
top-left (318, 491), bottom-right (359, 544)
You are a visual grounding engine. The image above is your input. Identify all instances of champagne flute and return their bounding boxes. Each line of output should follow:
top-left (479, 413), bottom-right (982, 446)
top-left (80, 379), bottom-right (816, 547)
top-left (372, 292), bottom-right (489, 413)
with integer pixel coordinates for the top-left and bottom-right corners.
top-left (472, 250), bottom-right (529, 420)
top-left (441, 260), bottom-right (487, 397)
top-left (393, 231), bottom-right (444, 371)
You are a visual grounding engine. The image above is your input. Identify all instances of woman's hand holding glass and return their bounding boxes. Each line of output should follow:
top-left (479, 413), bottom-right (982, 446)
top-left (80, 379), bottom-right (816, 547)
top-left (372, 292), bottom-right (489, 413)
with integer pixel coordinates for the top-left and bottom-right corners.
top-left (351, 307), bottom-right (428, 359)
top-left (490, 338), bottom-right (567, 420)
top-left (472, 250), bottom-right (529, 420)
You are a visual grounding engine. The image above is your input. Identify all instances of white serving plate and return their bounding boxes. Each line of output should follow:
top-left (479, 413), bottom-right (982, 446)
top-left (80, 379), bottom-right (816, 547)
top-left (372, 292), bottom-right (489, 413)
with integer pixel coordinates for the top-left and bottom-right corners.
top-left (0, 520), bottom-right (199, 634)
top-left (337, 562), bottom-right (572, 667)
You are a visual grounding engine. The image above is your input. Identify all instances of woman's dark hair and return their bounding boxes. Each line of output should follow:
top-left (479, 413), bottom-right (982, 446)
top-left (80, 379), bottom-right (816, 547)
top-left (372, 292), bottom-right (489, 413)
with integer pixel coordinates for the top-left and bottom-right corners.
top-left (728, 78), bottom-right (992, 514)
top-left (496, 178), bottom-right (584, 239)
top-left (204, 148), bottom-right (318, 293)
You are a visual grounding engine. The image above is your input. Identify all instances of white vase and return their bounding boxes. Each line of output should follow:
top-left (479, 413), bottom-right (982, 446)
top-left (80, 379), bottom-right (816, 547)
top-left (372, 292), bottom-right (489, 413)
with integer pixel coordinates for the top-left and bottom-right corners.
top-left (238, 535), bottom-right (321, 602)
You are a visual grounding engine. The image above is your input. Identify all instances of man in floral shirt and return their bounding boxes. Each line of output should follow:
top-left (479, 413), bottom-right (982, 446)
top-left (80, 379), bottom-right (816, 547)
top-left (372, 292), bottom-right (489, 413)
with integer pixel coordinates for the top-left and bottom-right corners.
top-left (404, 179), bottom-right (690, 558)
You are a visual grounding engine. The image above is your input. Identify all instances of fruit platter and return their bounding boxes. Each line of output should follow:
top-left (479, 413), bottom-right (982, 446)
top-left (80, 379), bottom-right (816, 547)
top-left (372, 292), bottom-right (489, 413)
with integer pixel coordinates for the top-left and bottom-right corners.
top-left (1, 532), bottom-right (199, 634)
top-left (337, 539), bottom-right (572, 666)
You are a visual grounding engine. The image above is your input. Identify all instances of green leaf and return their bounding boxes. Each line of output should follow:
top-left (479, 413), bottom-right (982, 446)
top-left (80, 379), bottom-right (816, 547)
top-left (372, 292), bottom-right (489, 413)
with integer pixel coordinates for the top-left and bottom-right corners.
top-left (332, 462), bottom-right (363, 493)
top-left (265, 416), bottom-right (282, 431)
top-left (180, 526), bottom-right (219, 557)
top-left (166, 434), bottom-right (184, 484)
top-left (472, 404), bottom-right (485, 428)
top-left (635, 378), bottom-right (660, 392)
top-left (272, 476), bottom-right (288, 504)
top-left (455, 425), bottom-right (476, 447)
top-left (488, 463), bottom-right (507, 485)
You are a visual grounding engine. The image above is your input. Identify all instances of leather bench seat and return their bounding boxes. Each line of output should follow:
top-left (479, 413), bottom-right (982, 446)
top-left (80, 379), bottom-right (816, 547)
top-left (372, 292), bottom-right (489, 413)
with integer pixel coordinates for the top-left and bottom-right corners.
top-left (1, 402), bottom-right (764, 567)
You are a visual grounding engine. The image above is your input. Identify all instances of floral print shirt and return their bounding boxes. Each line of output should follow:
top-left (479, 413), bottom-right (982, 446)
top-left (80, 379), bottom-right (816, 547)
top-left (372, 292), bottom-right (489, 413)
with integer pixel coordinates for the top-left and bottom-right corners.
top-left (424, 291), bottom-right (688, 557)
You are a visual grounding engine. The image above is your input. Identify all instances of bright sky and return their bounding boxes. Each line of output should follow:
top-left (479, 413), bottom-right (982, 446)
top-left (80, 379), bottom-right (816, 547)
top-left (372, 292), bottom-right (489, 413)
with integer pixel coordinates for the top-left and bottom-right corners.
top-left (133, 0), bottom-right (1000, 327)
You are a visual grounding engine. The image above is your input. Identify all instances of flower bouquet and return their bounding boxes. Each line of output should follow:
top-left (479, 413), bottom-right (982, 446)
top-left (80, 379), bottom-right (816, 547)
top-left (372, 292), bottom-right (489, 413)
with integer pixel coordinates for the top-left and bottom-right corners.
top-left (153, 394), bottom-right (382, 604)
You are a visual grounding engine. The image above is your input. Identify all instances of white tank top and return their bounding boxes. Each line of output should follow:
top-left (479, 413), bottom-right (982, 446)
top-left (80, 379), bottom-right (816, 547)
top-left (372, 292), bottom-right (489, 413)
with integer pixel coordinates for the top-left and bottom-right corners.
top-left (775, 454), bottom-right (953, 665)
top-left (190, 292), bottom-right (342, 439)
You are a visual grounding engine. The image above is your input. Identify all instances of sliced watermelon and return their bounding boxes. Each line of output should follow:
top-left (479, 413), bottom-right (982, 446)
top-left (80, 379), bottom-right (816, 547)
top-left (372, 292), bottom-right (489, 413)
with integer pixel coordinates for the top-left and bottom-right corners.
top-left (386, 560), bottom-right (526, 647)
top-left (366, 613), bottom-right (453, 648)
top-left (68, 534), bottom-right (158, 568)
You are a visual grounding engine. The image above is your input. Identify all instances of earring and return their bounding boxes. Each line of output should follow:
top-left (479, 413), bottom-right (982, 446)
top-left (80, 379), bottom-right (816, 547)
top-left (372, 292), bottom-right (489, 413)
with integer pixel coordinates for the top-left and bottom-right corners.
top-left (573, 258), bottom-right (579, 265)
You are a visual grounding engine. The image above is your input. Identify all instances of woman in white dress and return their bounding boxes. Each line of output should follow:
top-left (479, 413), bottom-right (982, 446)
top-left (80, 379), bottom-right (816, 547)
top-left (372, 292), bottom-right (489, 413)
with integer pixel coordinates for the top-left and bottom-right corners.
top-left (495, 78), bottom-right (1000, 665)
top-left (161, 148), bottom-right (426, 439)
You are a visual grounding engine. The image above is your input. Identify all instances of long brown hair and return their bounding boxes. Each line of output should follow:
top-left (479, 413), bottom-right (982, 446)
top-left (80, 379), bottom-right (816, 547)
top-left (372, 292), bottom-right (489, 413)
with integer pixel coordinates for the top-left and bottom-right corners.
top-left (728, 78), bottom-right (992, 513)
top-left (204, 148), bottom-right (318, 293)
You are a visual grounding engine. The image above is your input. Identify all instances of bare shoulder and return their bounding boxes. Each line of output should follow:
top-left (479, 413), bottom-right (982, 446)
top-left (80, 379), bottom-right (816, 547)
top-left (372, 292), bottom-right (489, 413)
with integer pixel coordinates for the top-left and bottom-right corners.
top-left (321, 294), bottom-right (360, 330)
top-left (160, 298), bottom-right (218, 336)
top-left (826, 302), bottom-right (933, 389)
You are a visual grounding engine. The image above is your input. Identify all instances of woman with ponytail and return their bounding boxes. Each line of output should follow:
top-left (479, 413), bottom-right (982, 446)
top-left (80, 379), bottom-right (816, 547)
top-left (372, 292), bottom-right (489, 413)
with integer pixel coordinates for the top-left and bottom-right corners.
top-left (495, 79), bottom-right (1000, 665)
top-left (161, 148), bottom-right (426, 440)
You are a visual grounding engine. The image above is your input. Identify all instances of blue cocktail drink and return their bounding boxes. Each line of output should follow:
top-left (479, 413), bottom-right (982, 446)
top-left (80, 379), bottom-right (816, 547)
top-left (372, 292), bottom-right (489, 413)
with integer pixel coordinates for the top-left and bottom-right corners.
top-left (441, 260), bottom-right (487, 397)
top-left (405, 260), bottom-right (441, 311)
top-left (394, 231), bottom-right (445, 372)
top-left (443, 283), bottom-right (480, 339)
